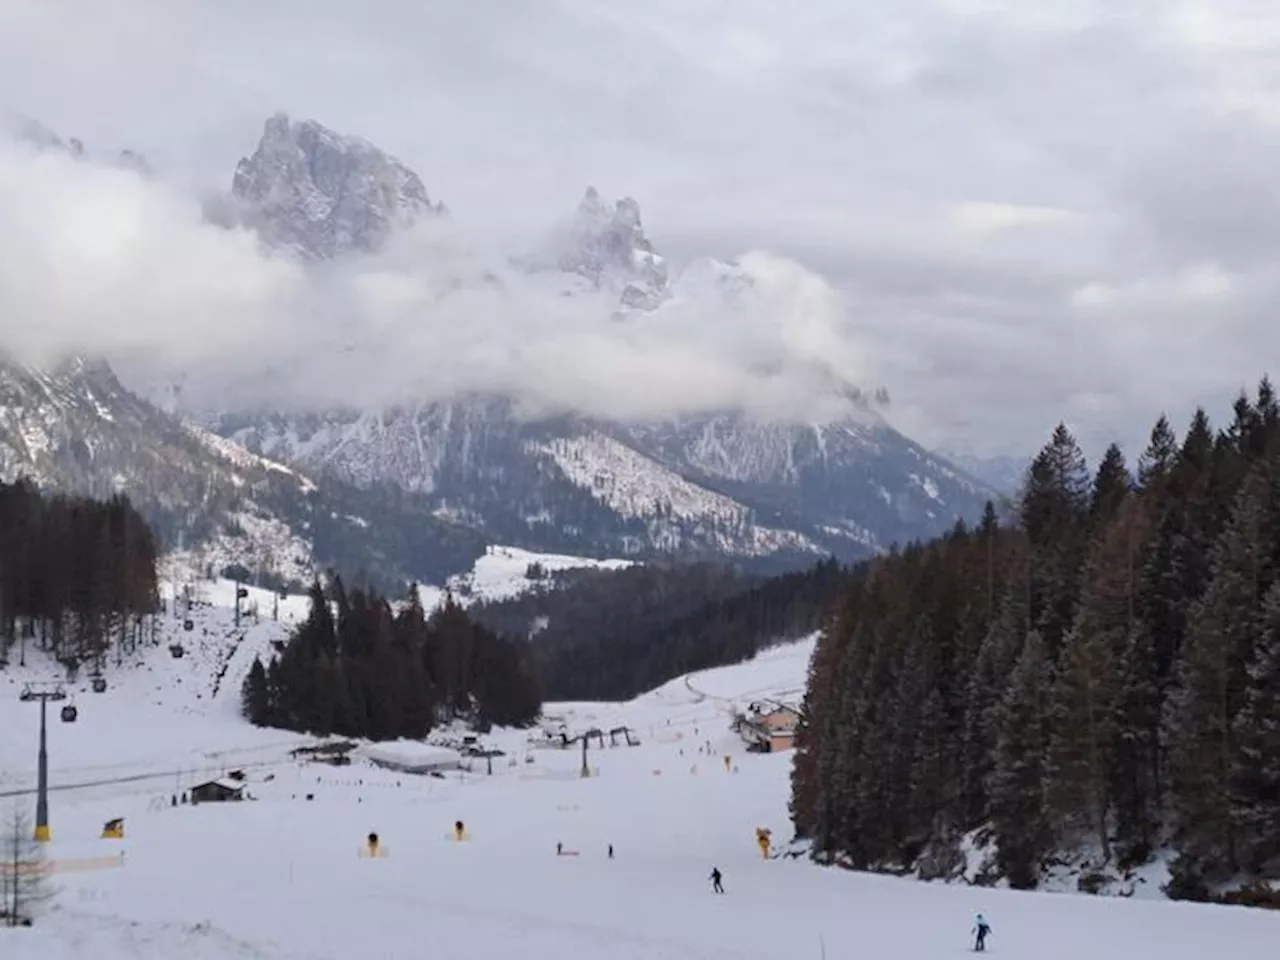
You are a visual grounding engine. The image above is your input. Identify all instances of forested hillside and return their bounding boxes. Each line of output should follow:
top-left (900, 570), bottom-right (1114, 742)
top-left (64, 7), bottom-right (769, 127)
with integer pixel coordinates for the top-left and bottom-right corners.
top-left (0, 480), bottom-right (159, 670)
top-left (242, 580), bottom-right (541, 738)
top-left (471, 559), bottom-right (847, 700)
top-left (790, 377), bottom-right (1280, 901)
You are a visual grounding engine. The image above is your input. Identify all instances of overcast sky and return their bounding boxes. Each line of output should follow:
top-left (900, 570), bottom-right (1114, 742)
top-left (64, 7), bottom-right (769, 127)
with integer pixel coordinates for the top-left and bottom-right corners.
top-left (2, 0), bottom-right (1279, 461)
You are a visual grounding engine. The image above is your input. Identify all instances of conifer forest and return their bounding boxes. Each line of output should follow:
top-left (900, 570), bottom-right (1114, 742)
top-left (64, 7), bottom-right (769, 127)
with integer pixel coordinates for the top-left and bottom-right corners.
top-left (242, 579), bottom-right (542, 739)
top-left (0, 480), bottom-right (159, 670)
top-left (789, 378), bottom-right (1280, 898)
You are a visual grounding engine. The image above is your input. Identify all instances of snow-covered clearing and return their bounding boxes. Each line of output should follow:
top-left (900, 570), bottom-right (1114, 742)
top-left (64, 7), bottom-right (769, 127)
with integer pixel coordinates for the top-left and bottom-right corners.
top-left (1, 600), bottom-right (1277, 959)
top-left (418, 543), bottom-right (634, 610)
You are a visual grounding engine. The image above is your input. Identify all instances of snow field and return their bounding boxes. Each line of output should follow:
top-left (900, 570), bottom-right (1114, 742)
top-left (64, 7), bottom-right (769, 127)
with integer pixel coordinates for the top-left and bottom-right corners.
top-left (2, 607), bottom-right (1279, 958)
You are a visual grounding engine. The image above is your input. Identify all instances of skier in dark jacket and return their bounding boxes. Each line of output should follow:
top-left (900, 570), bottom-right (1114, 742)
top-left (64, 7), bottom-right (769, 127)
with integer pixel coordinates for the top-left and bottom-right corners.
top-left (972, 914), bottom-right (991, 952)
top-left (709, 867), bottom-right (723, 893)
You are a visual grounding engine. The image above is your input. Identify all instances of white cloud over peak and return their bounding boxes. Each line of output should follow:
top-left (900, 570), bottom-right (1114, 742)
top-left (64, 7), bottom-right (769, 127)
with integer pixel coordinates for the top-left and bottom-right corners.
top-left (0, 138), bottom-right (879, 425)
top-left (4, 1), bottom-right (1280, 459)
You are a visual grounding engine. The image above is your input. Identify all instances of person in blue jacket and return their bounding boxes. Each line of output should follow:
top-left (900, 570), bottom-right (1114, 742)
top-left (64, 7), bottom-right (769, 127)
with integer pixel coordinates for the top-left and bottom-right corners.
top-left (972, 913), bottom-right (992, 952)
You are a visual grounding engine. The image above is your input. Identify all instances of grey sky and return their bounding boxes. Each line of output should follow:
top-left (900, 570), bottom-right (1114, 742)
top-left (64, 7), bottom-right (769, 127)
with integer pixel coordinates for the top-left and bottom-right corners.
top-left (2, 0), bottom-right (1278, 461)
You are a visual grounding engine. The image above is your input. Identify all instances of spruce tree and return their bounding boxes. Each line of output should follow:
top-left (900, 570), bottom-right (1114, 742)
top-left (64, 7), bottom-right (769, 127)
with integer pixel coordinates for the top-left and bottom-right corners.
top-left (1229, 581), bottom-right (1280, 872)
top-left (241, 656), bottom-right (270, 726)
top-left (988, 630), bottom-right (1050, 889)
top-left (1166, 463), bottom-right (1277, 887)
top-left (1045, 623), bottom-right (1117, 859)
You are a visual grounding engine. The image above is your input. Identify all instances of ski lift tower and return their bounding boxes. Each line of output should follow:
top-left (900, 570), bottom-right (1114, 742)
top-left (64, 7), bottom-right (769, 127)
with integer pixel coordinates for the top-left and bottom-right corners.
top-left (18, 681), bottom-right (67, 842)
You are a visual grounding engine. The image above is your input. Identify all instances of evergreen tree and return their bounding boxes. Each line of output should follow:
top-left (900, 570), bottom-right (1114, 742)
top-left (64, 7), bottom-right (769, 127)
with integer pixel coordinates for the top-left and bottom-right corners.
top-left (241, 656), bottom-right (270, 726)
top-left (1166, 461), bottom-right (1278, 887)
top-left (988, 630), bottom-right (1050, 889)
top-left (1228, 581), bottom-right (1280, 873)
top-left (1090, 443), bottom-right (1131, 531)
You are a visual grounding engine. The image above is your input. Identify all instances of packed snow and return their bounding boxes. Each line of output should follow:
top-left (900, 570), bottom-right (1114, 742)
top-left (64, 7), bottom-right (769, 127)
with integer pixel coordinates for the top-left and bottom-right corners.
top-left (1, 597), bottom-right (1277, 959)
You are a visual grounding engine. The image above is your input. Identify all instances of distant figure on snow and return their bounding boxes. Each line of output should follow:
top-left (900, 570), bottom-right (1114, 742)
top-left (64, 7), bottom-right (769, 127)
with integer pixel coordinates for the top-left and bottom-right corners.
top-left (608, 844), bottom-right (614, 859)
top-left (709, 867), bottom-right (724, 893)
top-left (557, 841), bottom-right (563, 856)
top-left (972, 914), bottom-right (991, 952)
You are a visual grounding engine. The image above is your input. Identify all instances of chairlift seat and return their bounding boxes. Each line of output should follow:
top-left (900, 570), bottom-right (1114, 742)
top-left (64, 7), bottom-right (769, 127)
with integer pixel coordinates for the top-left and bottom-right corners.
top-left (91, 676), bottom-right (108, 693)
top-left (61, 704), bottom-right (78, 723)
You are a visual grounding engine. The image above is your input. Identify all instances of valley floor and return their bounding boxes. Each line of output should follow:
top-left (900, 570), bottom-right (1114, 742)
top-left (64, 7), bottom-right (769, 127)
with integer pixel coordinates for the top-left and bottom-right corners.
top-left (0, 606), bottom-right (1277, 959)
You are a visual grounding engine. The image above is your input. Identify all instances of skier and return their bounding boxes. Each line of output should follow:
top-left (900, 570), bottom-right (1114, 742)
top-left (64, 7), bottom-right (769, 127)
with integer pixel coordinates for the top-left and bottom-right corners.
top-left (557, 841), bottom-right (563, 856)
top-left (607, 844), bottom-right (614, 859)
top-left (709, 867), bottom-right (724, 893)
top-left (972, 913), bottom-right (991, 952)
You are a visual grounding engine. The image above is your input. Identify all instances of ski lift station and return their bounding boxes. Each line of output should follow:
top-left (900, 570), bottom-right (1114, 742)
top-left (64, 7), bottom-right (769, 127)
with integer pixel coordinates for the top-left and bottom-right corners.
top-left (357, 742), bottom-right (463, 775)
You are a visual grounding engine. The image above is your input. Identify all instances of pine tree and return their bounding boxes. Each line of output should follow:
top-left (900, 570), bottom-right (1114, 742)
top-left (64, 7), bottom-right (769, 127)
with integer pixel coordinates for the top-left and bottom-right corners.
top-left (1090, 443), bottom-right (1131, 531)
top-left (1112, 621), bottom-right (1161, 856)
top-left (988, 630), bottom-right (1050, 889)
top-left (1136, 416), bottom-right (1179, 495)
top-left (1045, 622), bottom-right (1117, 859)
top-left (2, 805), bottom-right (52, 925)
top-left (1229, 581), bottom-right (1280, 872)
top-left (241, 656), bottom-right (270, 726)
top-left (1166, 463), bottom-right (1277, 887)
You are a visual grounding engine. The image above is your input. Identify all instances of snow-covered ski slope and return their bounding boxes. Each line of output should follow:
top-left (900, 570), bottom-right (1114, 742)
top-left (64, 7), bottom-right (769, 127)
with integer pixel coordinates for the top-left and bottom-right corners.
top-left (2, 622), bottom-right (1278, 959)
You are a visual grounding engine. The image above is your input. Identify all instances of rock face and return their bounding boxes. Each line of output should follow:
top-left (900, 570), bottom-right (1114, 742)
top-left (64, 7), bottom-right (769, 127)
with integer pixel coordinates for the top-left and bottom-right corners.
top-left (558, 187), bottom-right (669, 308)
top-left (4, 113), bottom-right (995, 581)
top-left (205, 114), bottom-right (995, 570)
top-left (231, 112), bottom-right (442, 258)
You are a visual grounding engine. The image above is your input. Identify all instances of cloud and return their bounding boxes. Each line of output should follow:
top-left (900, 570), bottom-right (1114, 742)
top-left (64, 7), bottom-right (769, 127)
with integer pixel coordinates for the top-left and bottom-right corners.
top-left (0, 137), bottom-right (881, 424)
top-left (4, 1), bottom-right (1280, 458)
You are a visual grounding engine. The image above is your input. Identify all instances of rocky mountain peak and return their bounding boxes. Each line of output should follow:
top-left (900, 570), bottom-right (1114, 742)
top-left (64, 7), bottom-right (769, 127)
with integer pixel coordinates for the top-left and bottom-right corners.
top-left (559, 186), bottom-right (668, 309)
top-left (231, 112), bottom-right (442, 259)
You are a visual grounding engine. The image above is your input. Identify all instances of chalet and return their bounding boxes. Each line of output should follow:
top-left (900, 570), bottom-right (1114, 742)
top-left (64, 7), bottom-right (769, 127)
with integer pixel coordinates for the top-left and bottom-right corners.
top-left (734, 702), bottom-right (800, 753)
top-left (189, 779), bottom-right (245, 804)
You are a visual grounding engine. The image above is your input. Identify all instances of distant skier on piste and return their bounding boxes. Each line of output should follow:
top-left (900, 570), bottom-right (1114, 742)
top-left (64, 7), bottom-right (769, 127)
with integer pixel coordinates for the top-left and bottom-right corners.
top-left (972, 913), bottom-right (991, 952)
top-left (709, 867), bottom-right (724, 893)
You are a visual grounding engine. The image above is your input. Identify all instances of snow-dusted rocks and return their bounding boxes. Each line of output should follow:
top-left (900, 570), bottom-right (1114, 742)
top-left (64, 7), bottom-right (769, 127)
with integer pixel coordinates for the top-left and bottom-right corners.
top-left (231, 112), bottom-right (443, 259)
top-left (556, 186), bottom-right (669, 308)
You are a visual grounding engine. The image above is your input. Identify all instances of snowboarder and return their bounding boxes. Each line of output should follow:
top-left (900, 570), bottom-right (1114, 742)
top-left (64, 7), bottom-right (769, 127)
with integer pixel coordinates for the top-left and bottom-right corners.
top-left (557, 841), bottom-right (563, 856)
top-left (607, 844), bottom-right (614, 859)
top-left (972, 914), bottom-right (991, 952)
top-left (710, 867), bottom-right (724, 893)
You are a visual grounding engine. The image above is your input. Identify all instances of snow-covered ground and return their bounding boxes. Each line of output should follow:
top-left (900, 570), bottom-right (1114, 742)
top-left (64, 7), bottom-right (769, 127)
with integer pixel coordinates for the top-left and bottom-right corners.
top-left (1, 606), bottom-right (1278, 959)
top-left (418, 544), bottom-right (634, 610)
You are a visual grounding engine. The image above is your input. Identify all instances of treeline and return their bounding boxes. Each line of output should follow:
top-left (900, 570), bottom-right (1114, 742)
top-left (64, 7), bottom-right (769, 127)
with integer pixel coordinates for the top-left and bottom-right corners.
top-left (0, 480), bottom-right (159, 668)
top-left (242, 579), bottom-right (541, 739)
top-left (788, 378), bottom-right (1280, 901)
top-left (790, 378), bottom-right (1280, 899)
top-left (471, 559), bottom-right (847, 700)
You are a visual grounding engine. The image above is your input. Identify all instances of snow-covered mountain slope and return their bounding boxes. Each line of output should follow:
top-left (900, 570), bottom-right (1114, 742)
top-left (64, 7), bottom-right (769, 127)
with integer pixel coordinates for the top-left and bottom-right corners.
top-left (532, 432), bottom-right (821, 556)
top-left (4, 629), bottom-right (1278, 960)
top-left (0, 580), bottom-right (306, 799)
top-left (0, 354), bottom-right (490, 589)
top-left (0, 356), bottom-right (310, 527)
top-left (201, 114), bottom-right (995, 568)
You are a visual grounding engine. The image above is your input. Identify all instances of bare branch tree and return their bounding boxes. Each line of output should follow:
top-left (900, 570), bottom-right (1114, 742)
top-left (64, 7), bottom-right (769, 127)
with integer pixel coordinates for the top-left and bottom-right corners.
top-left (0, 805), bottom-right (54, 927)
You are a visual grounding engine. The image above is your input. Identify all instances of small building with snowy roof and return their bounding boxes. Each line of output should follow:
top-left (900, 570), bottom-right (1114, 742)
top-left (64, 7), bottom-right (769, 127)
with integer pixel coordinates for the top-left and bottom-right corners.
top-left (358, 741), bottom-right (463, 775)
top-left (189, 779), bottom-right (245, 804)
